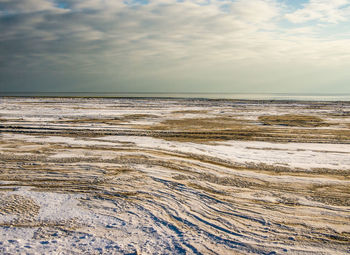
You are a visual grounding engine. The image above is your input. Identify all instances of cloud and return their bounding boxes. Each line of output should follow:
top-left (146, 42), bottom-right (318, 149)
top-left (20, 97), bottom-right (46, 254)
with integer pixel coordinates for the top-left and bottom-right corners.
top-left (285, 0), bottom-right (350, 24)
top-left (230, 0), bottom-right (281, 23)
top-left (1, 0), bottom-right (350, 92)
top-left (0, 0), bottom-right (63, 13)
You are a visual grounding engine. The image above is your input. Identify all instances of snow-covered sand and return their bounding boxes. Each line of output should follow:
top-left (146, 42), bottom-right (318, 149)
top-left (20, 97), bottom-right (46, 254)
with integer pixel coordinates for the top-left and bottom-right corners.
top-left (0, 97), bottom-right (349, 254)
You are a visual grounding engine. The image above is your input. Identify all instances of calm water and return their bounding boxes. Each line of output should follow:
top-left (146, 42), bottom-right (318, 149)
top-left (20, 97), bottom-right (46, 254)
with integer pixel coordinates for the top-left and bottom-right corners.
top-left (1, 92), bottom-right (350, 101)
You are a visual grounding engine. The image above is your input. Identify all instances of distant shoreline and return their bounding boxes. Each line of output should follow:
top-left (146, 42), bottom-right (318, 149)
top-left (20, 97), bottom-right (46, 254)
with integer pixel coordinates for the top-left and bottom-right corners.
top-left (1, 92), bottom-right (350, 102)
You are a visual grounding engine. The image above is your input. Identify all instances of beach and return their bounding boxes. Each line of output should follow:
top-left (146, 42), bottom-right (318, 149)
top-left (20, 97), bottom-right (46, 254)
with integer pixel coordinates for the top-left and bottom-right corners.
top-left (0, 97), bottom-right (349, 254)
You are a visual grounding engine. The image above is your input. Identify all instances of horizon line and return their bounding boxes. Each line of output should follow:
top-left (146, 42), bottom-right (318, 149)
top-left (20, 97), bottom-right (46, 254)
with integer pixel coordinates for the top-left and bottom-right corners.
top-left (1, 92), bottom-right (350, 95)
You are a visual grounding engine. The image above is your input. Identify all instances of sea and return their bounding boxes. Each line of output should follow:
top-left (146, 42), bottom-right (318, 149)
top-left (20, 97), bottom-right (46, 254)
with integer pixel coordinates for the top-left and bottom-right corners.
top-left (1, 92), bottom-right (350, 101)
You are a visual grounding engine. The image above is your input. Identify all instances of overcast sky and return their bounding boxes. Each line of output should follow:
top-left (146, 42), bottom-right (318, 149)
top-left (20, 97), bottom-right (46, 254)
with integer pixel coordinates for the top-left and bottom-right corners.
top-left (1, 0), bottom-right (350, 93)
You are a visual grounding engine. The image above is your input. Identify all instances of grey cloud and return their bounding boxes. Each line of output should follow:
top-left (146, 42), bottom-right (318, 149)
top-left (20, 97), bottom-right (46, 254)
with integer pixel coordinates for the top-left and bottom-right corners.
top-left (1, 0), bottom-right (350, 93)
top-left (0, 0), bottom-right (60, 13)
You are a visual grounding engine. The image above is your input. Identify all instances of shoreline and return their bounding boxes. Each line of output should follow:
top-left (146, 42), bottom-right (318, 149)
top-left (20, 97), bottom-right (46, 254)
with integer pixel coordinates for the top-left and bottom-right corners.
top-left (1, 95), bottom-right (350, 103)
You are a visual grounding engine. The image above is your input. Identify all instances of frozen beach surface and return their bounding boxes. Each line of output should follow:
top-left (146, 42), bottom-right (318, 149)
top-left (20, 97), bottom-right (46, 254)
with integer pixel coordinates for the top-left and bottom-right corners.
top-left (0, 97), bottom-right (350, 254)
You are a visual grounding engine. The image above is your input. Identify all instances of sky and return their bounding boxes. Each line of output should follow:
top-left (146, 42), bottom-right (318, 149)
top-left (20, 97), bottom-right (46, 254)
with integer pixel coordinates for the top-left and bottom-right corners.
top-left (1, 0), bottom-right (350, 93)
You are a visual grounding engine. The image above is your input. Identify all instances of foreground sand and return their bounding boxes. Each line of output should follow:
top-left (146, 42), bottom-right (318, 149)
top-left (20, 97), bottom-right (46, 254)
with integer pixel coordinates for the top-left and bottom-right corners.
top-left (0, 97), bottom-right (349, 254)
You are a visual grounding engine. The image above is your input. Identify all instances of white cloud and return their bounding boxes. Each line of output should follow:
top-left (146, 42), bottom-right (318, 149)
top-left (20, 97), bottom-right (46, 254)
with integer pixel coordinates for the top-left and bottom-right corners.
top-left (285, 0), bottom-right (350, 24)
top-left (230, 0), bottom-right (281, 23)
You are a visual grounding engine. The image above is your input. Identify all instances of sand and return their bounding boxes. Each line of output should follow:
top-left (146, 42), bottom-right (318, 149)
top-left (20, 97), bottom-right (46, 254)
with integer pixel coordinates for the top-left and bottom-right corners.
top-left (0, 97), bottom-right (349, 254)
